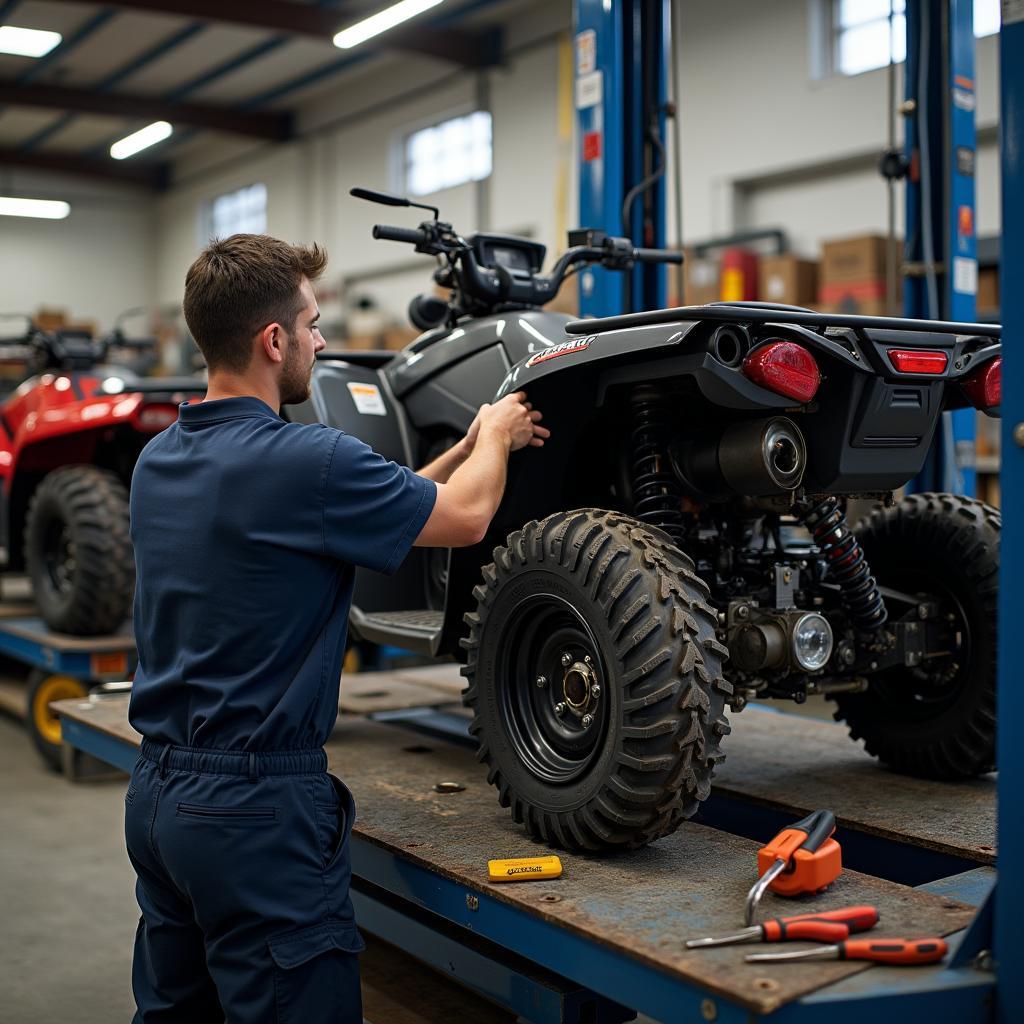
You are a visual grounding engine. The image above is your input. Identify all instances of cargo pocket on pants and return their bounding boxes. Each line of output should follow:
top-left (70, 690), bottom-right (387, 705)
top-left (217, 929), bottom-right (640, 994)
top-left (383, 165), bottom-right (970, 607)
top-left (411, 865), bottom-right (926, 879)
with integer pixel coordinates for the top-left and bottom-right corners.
top-left (269, 920), bottom-right (365, 1024)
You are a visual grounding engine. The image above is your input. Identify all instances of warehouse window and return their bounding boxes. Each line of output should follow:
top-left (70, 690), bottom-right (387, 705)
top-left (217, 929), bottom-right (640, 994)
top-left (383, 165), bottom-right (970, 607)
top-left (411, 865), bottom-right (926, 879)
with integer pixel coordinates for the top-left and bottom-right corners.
top-left (404, 111), bottom-right (492, 198)
top-left (201, 183), bottom-right (267, 241)
top-left (832, 0), bottom-right (999, 77)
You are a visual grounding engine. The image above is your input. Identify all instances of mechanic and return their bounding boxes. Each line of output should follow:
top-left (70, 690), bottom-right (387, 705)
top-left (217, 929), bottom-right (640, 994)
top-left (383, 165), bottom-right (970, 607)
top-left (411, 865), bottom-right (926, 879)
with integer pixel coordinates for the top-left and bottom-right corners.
top-left (123, 233), bottom-right (549, 1023)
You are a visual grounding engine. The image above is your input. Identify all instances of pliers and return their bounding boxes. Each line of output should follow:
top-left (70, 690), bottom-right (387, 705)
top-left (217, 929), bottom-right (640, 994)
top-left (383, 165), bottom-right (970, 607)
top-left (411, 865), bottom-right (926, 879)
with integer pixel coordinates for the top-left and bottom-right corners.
top-left (746, 809), bottom-right (842, 924)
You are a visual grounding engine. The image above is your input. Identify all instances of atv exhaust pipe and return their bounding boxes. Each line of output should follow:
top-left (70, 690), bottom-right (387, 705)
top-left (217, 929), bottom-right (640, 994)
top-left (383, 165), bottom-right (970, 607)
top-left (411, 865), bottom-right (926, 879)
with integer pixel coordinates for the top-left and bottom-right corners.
top-left (671, 416), bottom-right (807, 496)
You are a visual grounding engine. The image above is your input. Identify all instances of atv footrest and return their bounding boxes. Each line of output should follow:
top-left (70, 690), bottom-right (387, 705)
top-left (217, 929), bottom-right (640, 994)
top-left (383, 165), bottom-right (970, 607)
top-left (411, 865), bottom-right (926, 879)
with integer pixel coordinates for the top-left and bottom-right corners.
top-left (350, 609), bottom-right (443, 656)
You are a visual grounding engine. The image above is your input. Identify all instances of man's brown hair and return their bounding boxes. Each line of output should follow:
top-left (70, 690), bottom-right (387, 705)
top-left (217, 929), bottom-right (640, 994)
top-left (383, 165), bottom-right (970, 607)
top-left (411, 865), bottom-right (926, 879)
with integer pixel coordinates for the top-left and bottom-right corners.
top-left (183, 234), bottom-right (328, 373)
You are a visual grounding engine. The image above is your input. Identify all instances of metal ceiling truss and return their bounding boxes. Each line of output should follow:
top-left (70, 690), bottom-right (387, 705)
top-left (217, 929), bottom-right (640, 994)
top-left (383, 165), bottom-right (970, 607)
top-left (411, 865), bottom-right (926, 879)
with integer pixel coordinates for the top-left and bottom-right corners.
top-left (49, 0), bottom-right (502, 68)
top-left (0, 0), bottom-right (503, 187)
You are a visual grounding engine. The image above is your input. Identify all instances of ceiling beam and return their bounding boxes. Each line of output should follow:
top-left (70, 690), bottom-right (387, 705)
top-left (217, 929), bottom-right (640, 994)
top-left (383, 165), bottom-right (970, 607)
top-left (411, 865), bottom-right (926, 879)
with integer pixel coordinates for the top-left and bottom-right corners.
top-left (0, 147), bottom-right (165, 188)
top-left (0, 81), bottom-right (292, 140)
top-left (52, 0), bottom-right (502, 69)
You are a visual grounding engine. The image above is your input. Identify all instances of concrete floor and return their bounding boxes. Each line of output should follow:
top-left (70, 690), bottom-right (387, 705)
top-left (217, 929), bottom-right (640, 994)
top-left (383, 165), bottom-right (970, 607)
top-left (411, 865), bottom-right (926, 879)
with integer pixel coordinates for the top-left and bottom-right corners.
top-left (0, 707), bottom-right (523, 1024)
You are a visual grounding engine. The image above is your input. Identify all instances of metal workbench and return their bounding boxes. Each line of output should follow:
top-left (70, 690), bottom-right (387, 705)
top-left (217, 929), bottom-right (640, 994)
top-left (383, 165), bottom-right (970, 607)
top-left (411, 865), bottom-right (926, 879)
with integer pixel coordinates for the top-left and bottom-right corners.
top-left (53, 681), bottom-right (996, 1023)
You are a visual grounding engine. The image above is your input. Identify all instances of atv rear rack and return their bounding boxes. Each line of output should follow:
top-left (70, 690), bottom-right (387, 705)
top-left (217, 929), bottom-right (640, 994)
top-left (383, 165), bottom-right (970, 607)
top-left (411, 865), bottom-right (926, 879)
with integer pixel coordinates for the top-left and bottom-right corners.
top-left (564, 302), bottom-right (1002, 339)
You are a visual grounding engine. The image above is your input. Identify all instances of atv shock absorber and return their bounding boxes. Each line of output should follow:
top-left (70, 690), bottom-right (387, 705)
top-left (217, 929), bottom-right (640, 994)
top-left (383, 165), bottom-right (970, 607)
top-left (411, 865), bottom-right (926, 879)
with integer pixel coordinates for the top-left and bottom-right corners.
top-left (628, 386), bottom-right (686, 546)
top-left (799, 497), bottom-right (888, 632)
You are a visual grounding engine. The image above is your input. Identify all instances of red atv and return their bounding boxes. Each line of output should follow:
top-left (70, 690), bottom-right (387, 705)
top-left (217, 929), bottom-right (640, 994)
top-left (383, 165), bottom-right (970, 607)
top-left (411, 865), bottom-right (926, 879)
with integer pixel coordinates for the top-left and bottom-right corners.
top-left (0, 316), bottom-right (204, 635)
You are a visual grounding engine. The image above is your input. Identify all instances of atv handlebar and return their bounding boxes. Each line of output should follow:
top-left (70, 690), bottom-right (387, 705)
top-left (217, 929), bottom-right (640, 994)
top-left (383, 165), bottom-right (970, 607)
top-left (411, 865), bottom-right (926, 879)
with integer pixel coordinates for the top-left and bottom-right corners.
top-left (373, 223), bottom-right (431, 246)
top-left (370, 214), bottom-right (681, 314)
top-left (635, 248), bottom-right (683, 264)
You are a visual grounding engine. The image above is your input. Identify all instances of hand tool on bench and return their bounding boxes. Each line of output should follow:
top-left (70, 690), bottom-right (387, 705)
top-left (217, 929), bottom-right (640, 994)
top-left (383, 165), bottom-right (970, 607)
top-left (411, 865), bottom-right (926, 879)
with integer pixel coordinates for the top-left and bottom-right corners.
top-left (686, 905), bottom-right (878, 949)
top-left (746, 937), bottom-right (948, 966)
top-left (745, 809), bottom-right (842, 925)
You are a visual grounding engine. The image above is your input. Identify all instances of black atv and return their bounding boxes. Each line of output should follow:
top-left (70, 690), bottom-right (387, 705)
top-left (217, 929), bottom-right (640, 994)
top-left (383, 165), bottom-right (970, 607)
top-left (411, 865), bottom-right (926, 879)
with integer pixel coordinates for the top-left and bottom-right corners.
top-left (287, 187), bottom-right (1001, 852)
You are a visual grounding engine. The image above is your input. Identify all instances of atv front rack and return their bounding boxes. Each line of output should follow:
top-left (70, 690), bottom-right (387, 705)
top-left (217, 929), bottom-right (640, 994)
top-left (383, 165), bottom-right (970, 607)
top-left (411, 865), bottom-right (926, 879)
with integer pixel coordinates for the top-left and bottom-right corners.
top-left (564, 302), bottom-right (1002, 339)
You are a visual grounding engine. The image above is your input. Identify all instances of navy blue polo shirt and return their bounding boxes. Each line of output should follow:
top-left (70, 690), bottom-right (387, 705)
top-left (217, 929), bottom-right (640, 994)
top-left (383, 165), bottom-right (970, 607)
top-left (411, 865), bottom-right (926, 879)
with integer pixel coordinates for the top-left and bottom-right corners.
top-left (127, 396), bottom-right (436, 751)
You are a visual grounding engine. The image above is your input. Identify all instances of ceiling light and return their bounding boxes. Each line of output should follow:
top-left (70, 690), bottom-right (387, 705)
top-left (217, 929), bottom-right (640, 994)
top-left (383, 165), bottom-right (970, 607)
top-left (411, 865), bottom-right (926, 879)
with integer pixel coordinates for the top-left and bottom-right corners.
top-left (0, 197), bottom-right (70, 220)
top-left (0, 25), bottom-right (62, 57)
top-left (110, 121), bottom-right (173, 160)
top-left (333, 0), bottom-right (444, 49)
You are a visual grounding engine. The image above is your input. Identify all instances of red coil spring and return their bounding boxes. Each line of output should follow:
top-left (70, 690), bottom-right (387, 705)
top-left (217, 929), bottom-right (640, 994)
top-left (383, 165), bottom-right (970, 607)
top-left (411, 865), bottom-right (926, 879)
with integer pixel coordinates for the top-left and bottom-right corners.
top-left (800, 497), bottom-right (887, 631)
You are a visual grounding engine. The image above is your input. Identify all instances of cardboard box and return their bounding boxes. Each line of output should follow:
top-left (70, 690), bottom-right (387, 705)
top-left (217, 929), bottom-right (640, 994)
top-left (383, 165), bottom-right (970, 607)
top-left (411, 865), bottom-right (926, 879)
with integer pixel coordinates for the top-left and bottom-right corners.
top-left (759, 255), bottom-right (818, 307)
top-left (819, 234), bottom-right (899, 315)
top-left (977, 266), bottom-right (999, 313)
top-left (681, 247), bottom-right (720, 306)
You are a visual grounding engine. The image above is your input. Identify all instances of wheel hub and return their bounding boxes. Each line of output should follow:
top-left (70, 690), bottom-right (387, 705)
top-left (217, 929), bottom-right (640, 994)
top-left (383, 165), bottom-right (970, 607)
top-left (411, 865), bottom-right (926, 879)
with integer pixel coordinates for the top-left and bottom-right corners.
top-left (562, 658), bottom-right (598, 714)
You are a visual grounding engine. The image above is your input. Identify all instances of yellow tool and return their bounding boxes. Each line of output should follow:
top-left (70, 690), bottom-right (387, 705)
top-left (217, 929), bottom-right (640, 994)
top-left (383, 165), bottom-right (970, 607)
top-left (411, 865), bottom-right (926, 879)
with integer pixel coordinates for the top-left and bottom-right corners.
top-left (487, 855), bottom-right (563, 883)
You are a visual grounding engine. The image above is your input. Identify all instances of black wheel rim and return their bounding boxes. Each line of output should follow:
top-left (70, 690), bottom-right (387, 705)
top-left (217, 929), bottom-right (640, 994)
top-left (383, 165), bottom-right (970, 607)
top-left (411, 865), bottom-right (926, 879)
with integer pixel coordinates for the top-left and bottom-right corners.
top-left (872, 570), bottom-right (973, 721)
top-left (42, 516), bottom-right (75, 596)
top-left (496, 592), bottom-right (609, 785)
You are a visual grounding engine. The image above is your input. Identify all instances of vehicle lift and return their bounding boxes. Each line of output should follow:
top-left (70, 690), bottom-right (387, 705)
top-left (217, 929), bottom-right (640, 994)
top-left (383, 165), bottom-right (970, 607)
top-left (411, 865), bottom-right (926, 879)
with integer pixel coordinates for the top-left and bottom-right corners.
top-left (45, 1), bottom-right (1021, 1020)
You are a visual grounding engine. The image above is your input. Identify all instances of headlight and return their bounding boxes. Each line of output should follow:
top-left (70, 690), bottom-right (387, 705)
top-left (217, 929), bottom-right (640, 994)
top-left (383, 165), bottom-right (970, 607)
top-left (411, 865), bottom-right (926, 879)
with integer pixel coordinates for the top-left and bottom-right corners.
top-left (791, 613), bottom-right (834, 672)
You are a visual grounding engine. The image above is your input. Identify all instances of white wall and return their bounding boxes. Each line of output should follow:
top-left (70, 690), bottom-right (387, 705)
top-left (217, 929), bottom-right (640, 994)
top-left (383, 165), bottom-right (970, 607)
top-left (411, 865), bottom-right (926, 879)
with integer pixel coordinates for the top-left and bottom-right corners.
top-left (0, 170), bottom-right (155, 332)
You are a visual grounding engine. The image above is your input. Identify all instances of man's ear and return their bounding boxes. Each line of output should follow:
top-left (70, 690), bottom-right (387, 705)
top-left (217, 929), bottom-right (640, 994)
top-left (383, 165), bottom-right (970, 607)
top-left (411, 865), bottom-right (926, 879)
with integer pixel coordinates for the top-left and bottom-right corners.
top-left (260, 322), bottom-right (284, 364)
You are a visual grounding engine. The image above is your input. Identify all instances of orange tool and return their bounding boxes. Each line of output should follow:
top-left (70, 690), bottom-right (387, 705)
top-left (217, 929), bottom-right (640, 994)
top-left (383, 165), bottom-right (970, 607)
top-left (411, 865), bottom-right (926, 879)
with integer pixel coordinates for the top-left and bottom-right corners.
top-left (686, 905), bottom-right (878, 949)
top-left (745, 809), bottom-right (842, 925)
top-left (746, 937), bottom-right (948, 966)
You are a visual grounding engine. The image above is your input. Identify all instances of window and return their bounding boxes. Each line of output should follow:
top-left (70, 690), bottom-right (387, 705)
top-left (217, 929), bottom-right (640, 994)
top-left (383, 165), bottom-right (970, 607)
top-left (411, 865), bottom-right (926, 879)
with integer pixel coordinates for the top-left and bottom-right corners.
top-left (403, 111), bottom-right (492, 198)
top-left (202, 182), bottom-right (267, 241)
top-left (833, 0), bottom-right (999, 77)
top-left (834, 0), bottom-right (905, 76)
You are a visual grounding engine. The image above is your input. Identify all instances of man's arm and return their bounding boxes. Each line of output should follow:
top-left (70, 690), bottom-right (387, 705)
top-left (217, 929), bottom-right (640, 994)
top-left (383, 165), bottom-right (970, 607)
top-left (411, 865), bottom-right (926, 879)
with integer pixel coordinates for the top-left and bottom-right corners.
top-left (417, 437), bottom-right (471, 484)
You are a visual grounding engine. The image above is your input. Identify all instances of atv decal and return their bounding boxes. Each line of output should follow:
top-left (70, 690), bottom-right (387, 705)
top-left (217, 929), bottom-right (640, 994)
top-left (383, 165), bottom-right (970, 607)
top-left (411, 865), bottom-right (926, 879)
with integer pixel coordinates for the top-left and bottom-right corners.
top-left (525, 336), bottom-right (594, 368)
top-left (347, 382), bottom-right (388, 415)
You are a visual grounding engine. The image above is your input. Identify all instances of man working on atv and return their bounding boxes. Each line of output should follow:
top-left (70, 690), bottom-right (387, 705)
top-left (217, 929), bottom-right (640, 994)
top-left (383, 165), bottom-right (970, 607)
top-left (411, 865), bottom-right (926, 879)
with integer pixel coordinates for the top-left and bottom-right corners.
top-left (123, 233), bottom-right (549, 1022)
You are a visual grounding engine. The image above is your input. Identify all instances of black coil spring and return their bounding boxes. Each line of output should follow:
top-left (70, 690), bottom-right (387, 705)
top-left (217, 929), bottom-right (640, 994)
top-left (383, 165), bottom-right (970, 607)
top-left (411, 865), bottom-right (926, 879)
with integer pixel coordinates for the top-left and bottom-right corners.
top-left (799, 497), bottom-right (888, 631)
top-left (628, 386), bottom-right (686, 546)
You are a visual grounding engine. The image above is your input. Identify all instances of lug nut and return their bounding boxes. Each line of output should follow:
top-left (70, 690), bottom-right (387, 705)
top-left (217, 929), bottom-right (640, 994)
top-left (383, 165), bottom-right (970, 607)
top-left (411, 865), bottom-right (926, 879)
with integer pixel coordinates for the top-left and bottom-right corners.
top-left (582, 714), bottom-right (594, 728)
top-left (591, 684), bottom-right (601, 699)
top-left (536, 675), bottom-right (547, 688)
top-left (554, 702), bottom-right (566, 716)
top-left (561, 651), bottom-right (573, 667)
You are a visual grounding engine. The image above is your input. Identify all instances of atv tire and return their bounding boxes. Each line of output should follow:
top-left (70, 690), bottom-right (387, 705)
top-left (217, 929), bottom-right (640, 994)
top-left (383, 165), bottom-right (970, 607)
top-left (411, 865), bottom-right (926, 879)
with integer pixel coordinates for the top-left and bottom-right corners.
top-left (25, 466), bottom-right (134, 636)
top-left (834, 492), bottom-right (999, 778)
top-left (461, 509), bottom-right (731, 852)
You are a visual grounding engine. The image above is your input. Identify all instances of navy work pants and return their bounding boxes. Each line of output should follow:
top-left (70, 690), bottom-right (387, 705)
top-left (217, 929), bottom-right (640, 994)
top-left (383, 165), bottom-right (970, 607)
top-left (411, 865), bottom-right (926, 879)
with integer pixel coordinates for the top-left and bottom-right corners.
top-left (125, 739), bottom-right (363, 1023)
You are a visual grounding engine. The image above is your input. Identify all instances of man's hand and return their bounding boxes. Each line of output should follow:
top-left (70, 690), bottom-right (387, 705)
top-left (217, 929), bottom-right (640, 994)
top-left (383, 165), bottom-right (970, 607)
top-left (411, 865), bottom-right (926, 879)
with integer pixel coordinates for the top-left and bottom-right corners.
top-left (473, 392), bottom-right (549, 452)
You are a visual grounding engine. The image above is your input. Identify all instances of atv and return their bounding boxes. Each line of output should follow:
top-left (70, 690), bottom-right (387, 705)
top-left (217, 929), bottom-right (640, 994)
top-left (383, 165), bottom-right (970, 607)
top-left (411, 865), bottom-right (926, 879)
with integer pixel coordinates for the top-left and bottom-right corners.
top-left (0, 315), bottom-right (204, 636)
top-left (288, 187), bottom-right (1001, 852)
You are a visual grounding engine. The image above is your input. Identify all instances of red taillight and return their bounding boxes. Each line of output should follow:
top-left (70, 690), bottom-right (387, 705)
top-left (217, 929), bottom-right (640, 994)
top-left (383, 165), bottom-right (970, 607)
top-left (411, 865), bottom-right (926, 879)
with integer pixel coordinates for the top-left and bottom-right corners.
top-left (742, 342), bottom-right (821, 403)
top-left (887, 349), bottom-right (949, 374)
top-left (963, 356), bottom-right (1001, 409)
top-left (131, 404), bottom-right (179, 432)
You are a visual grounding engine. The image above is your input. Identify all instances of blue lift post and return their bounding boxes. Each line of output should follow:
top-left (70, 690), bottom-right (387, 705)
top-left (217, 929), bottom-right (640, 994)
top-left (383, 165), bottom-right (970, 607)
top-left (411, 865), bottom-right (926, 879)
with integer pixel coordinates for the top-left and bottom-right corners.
top-left (575, 0), bottom-right (669, 317)
top-left (995, 5), bottom-right (1022, 1021)
top-left (904, 0), bottom-right (978, 495)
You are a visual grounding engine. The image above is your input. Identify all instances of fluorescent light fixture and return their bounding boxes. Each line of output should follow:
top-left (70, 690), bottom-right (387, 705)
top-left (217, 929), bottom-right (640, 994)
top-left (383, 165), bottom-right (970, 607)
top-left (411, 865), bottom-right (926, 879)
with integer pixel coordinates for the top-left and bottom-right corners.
top-left (0, 25), bottom-right (62, 57)
top-left (0, 197), bottom-right (70, 220)
top-left (110, 120), bottom-right (173, 160)
top-left (333, 0), bottom-right (444, 49)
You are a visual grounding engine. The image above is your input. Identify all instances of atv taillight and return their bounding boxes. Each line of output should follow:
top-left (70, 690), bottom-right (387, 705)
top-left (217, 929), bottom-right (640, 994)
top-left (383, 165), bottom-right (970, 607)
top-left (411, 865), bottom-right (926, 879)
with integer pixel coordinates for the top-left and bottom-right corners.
top-left (132, 404), bottom-right (179, 431)
top-left (742, 342), bottom-right (820, 403)
top-left (963, 356), bottom-right (1001, 409)
top-left (887, 349), bottom-right (949, 374)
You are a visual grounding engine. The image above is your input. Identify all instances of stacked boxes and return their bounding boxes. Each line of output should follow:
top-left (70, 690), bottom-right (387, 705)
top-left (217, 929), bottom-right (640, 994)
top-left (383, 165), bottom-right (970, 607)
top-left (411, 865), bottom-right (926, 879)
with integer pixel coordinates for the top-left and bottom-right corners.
top-left (818, 235), bottom-right (898, 315)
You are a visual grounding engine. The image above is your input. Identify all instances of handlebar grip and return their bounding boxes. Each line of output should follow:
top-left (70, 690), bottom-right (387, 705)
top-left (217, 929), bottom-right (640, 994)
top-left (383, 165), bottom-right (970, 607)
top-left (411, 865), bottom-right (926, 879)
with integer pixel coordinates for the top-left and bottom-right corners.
top-left (373, 224), bottom-right (428, 246)
top-left (634, 248), bottom-right (683, 264)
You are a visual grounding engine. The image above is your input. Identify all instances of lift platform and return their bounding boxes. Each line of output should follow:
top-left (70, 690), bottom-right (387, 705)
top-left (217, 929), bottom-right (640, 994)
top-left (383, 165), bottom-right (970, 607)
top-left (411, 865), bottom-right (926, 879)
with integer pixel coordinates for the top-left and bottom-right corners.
top-left (52, 669), bottom-right (996, 1023)
top-left (0, 600), bottom-right (136, 770)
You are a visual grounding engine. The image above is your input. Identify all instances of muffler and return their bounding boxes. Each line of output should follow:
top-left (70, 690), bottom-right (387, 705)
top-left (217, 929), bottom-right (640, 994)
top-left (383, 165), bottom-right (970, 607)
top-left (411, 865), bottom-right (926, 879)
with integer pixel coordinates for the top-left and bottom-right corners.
top-left (671, 416), bottom-right (807, 496)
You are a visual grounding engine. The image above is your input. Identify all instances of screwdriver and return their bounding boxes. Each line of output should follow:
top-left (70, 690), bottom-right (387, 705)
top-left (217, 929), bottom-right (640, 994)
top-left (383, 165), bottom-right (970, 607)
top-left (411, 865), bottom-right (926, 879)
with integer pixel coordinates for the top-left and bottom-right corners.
top-left (746, 809), bottom-right (842, 925)
top-left (686, 905), bottom-right (879, 949)
top-left (746, 937), bottom-right (948, 966)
